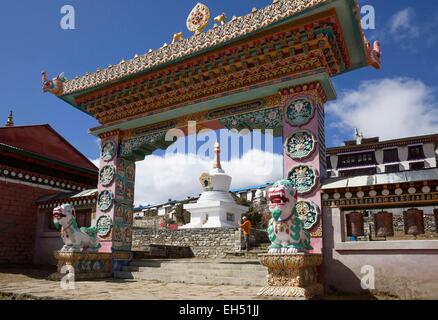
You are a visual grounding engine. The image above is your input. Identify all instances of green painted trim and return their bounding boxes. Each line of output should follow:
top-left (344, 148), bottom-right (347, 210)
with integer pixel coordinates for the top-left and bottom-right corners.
top-left (89, 71), bottom-right (336, 136)
top-left (0, 143), bottom-right (98, 175)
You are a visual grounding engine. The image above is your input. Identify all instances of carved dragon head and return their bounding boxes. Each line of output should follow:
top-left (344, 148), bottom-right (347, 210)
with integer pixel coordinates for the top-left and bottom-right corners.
top-left (53, 203), bottom-right (75, 229)
top-left (267, 180), bottom-right (298, 222)
top-left (42, 71), bottom-right (66, 96)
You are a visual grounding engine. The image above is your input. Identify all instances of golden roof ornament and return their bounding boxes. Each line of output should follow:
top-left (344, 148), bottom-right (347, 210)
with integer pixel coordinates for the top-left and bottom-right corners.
top-left (214, 13), bottom-right (226, 26)
top-left (5, 110), bottom-right (14, 127)
top-left (172, 32), bottom-right (184, 44)
top-left (187, 3), bottom-right (211, 35)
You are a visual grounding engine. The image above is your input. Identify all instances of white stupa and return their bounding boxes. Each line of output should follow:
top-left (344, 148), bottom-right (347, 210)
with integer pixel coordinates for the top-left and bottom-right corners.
top-left (180, 142), bottom-right (248, 229)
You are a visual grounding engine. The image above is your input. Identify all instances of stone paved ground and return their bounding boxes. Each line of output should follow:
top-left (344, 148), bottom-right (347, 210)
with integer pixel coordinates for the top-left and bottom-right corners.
top-left (0, 265), bottom-right (395, 300)
top-left (0, 265), bottom-right (265, 300)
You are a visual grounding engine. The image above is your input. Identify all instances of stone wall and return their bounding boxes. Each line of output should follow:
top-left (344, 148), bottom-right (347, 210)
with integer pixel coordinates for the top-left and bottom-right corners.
top-left (133, 244), bottom-right (194, 259)
top-left (0, 180), bottom-right (58, 264)
top-left (133, 216), bottom-right (161, 230)
top-left (393, 214), bottom-right (436, 232)
top-left (249, 228), bottom-right (269, 245)
top-left (132, 227), bottom-right (242, 258)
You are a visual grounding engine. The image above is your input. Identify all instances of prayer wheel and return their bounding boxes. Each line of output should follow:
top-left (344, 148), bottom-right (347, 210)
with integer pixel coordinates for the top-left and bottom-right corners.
top-left (346, 212), bottom-right (364, 237)
top-left (374, 211), bottom-right (394, 237)
top-left (403, 209), bottom-right (425, 236)
top-left (434, 209), bottom-right (438, 234)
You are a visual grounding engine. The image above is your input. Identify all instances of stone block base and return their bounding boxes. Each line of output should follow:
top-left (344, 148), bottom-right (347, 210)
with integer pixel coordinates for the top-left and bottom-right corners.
top-left (49, 251), bottom-right (112, 281)
top-left (258, 253), bottom-right (323, 299)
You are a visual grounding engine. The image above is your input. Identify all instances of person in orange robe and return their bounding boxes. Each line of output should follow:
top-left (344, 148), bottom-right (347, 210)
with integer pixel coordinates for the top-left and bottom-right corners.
top-left (240, 216), bottom-right (252, 252)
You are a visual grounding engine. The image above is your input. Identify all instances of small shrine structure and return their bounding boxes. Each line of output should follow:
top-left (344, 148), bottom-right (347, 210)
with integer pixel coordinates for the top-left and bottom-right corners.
top-left (181, 142), bottom-right (247, 229)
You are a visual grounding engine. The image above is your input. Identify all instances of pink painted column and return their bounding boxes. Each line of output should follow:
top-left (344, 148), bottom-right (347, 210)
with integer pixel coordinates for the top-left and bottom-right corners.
top-left (96, 131), bottom-right (134, 271)
top-left (281, 82), bottom-right (328, 254)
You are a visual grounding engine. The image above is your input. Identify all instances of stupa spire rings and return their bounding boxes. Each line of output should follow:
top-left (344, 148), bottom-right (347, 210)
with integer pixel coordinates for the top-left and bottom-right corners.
top-left (213, 142), bottom-right (222, 171)
top-left (187, 3), bottom-right (211, 35)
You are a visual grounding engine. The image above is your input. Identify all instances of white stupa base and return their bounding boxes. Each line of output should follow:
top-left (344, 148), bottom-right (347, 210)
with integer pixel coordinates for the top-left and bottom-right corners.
top-left (180, 200), bottom-right (247, 229)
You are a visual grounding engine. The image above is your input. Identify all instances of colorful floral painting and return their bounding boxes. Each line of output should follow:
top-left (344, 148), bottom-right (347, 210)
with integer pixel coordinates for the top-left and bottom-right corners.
top-left (99, 165), bottom-right (115, 187)
top-left (98, 190), bottom-right (113, 211)
top-left (96, 215), bottom-right (113, 238)
top-left (295, 200), bottom-right (320, 230)
top-left (101, 140), bottom-right (117, 162)
top-left (288, 165), bottom-right (318, 195)
top-left (285, 130), bottom-right (316, 160)
top-left (285, 98), bottom-right (314, 126)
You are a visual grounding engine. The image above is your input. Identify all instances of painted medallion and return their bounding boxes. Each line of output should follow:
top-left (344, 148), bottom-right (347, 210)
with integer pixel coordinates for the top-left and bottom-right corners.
top-left (285, 130), bottom-right (316, 160)
top-left (96, 215), bottom-right (113, 238)
top-left (288, 165), bottom-right (318, 195)
top-left (295, 200), bottom-right (320, 230)
top-left (101, 140), bottom-right (117, 162)
top-left (285, 98), bottom-right (314, 126)
top-left (99, 165), bottom-right (115, 187)
top-left (98, 190), bottom-right (113, 211)
top-left (187, 3), bottom-right (211, 35)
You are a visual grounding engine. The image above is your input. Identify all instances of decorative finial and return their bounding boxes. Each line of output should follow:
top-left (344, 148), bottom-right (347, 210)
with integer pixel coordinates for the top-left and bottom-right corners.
top-left (172, 32), bottom-right (184, 44)
top-left (355, 128), bottom-right (364, 145)
top-left (5, 110), bottom-right (14, 127)
top-left (364, 36), bottom-right (382, 69)
top-left (187, 3), bottom-right (211, 35)
top-left (213, 142), bottom-right (222, 170)
top-left (214, 13), bottom-right (227, 26)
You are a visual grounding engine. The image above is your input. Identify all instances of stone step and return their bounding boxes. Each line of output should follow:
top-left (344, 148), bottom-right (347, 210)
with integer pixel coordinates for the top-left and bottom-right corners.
top-left (114, 271), bottom-right (266, 287)
top-left (129, 259), bottom-right (265, 271)
top-left (122, 266), bottom-right (268, 278)
top-left (224, 250), bottom-right (267, 258)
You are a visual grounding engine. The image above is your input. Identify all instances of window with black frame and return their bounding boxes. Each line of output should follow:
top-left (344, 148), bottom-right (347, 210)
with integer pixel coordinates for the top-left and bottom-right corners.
top-left (383, 148), bottom-right (399, 164)
top-left (410, 161), bottom-right (425, 170)
top-left (46, 212), bottom-right (59, 231)
top-left (408, 145), bottom-right (425, 161)
top-left (338, 151), bottom-right (377, 169)
top-left (385, 164), bottom-right (400, 173)
top-left (75, 209), bottom-right (92, 228)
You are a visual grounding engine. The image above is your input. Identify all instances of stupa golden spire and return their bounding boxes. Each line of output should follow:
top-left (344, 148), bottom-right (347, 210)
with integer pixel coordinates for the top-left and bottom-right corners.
top-left (5, 111), bottom-right (14, 127)
top-left (212, 142), bottom-right (222, 170)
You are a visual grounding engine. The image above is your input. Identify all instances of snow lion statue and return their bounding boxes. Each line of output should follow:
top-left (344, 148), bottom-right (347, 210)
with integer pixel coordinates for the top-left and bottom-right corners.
top-left (53, 204), bottom-right (101, 252)
top-left (267, 180), bottom-right (313, 253)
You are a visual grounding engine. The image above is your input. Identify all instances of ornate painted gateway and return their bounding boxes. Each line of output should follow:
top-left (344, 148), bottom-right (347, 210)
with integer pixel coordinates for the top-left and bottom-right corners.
top-left (43, 0), bottom-right (380, 272)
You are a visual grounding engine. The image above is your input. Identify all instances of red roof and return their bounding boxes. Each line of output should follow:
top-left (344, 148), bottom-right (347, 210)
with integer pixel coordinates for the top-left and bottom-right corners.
top-left (0, 125), bottom-right (98, 171)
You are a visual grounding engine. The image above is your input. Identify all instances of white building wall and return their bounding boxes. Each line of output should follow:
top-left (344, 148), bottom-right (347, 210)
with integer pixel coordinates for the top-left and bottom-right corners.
top-left (424, 142), bottom-right (437, 168)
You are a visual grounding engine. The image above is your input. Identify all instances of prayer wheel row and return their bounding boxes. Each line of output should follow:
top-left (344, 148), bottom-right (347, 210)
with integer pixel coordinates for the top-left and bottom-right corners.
top-left (346, 208), bottom-right (436, 238)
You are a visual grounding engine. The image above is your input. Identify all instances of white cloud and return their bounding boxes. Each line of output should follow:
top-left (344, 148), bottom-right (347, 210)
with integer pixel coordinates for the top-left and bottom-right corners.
top-left (93, 149), bottom-right (283, 206)
top-left (388, 8), bottom-right (419, 42)
top-left (328, 78), bottom-right (438, 141)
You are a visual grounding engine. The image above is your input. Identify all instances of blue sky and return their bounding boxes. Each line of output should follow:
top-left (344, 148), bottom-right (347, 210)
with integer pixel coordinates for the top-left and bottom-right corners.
top-left (1, 1), bottom-right (438, 204)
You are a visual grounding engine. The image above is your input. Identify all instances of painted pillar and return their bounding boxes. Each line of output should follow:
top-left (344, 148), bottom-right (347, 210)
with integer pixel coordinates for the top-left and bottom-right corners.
top-left (281, 82), bottom-right (329, 254)
top-left (96, 131), bottom-right (134, 272)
